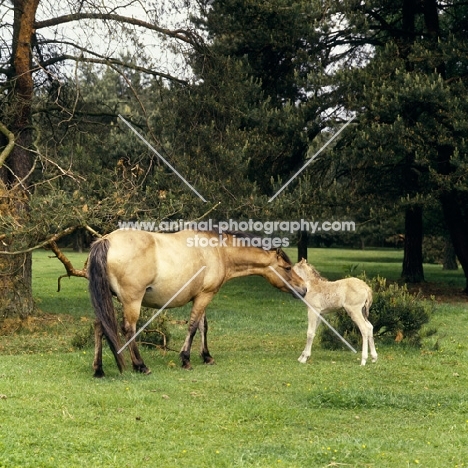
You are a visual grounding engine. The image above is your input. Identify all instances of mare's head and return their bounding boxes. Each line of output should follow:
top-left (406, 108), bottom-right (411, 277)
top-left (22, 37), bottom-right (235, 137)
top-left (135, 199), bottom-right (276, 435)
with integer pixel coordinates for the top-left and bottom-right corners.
top-left (265, 249), bottom-right (307, 297)
top-left (292, 258), bottom-right (324, 282)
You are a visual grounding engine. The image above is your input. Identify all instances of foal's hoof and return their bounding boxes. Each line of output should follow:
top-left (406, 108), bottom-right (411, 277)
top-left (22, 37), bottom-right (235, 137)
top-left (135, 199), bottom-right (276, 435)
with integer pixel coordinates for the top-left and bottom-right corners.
top-left (298, 355), bottom-right (308, 364)
top-left (93, 369), bottom-right (105, 378)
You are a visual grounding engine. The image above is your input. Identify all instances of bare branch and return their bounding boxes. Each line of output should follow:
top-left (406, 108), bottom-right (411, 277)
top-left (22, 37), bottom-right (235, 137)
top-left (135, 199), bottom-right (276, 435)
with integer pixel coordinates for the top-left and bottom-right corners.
top-left (48, 241), bottom-right (88, 292)
top-left (35, 37), bottom-right (189, 84)
top-left (84, 225), bottom-right (102, 238)
top-left (0, 120), bottom-right (15, 168)
top-left (35, 13), bottom-right (200, 46)
top-left (0, 225), bottom-right (78, 255)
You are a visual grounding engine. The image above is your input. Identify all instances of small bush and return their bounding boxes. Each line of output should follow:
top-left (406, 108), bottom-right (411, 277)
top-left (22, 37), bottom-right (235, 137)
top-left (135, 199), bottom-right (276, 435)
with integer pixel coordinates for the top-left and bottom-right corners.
top-left (136, 307), bottom-right (171, 348)
top-left (71, 323), bottom-right (94, 349)
top-left (70, 306), bottom-right (171, 349)
top-left (320, 275), bottom-right (434, 350)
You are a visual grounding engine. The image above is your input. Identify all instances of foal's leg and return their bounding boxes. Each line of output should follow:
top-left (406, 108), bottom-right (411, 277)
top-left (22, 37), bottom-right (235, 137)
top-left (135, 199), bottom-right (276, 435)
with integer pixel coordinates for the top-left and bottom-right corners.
top-left (180, 293), bottom-right (214, 370)
top-left (93, 319), bottom-right (105, 378)
top-left (298, 307), bottom-right (320, 363)
top-left (121, 300), bottom-right (151, 374)
top-left (198, 312), bottom-right (215, 365)
top-left (367, 320), bottom-right (378, 363)
top-left (347, 307), bottom-right (371, 365)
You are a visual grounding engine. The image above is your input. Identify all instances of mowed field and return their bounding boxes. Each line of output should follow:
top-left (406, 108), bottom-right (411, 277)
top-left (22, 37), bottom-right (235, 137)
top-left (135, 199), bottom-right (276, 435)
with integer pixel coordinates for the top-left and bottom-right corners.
top-left (0, 247), bottom-right (467, 468)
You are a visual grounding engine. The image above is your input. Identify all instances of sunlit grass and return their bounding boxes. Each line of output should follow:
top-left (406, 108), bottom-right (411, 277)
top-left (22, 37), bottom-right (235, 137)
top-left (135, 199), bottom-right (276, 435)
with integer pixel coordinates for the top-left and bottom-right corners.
top-left (0, 247), bottom-right (467, 467)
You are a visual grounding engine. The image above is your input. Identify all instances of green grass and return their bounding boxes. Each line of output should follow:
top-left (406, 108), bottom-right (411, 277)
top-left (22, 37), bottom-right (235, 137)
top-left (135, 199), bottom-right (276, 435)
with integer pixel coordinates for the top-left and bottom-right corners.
top-left (0, 247), bottom-right (467, 467)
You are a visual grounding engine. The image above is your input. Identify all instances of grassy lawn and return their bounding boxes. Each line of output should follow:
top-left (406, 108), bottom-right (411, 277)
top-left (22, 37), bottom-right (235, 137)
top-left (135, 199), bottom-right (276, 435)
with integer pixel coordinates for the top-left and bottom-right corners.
top-left (0, 247), bottom-right (467, 467)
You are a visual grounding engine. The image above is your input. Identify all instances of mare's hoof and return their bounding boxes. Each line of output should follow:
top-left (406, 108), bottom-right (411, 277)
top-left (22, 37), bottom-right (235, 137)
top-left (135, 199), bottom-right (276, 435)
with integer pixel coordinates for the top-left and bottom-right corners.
top-left (204, 357), bottom-right (216, 365)
top-left (182, 362), bottom-right (193, 370)
top-left (93, 369), bottom-right (105, 378)
top-left (134, 365), bottom-right (151, 375)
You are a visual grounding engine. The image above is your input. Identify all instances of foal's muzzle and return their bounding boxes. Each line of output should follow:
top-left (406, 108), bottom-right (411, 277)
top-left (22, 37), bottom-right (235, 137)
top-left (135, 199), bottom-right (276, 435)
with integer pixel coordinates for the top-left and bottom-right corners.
top-left (292, 285), bottom-right (307, 298)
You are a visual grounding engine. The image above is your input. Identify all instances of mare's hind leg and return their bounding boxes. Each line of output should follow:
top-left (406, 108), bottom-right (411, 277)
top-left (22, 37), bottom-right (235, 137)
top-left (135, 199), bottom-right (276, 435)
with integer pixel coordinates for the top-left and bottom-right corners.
top-left (180, 293), bottom-right (215, 370)
top-left (121, 300), bottom-right (151, 375)
top-left (298, 307), bottom-right (320, 363)
top-left (93, 320), bottom-right (105, 378)
top-left (198, 313), bottom-right (215, 365)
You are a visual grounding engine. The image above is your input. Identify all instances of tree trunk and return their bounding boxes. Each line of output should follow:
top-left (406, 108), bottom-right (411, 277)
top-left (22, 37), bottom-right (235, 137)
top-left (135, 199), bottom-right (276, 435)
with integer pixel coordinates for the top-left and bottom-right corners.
top-left (297, 230), bottom-right (308, 262)
top-left (443, 236), bottom-right (458, 271)
top-left (440, 192), bottom-right (468, 293)
top-left (0, 184), bottom-right (35, 318)
top-left (0, 0), bottom-right (40, 318)
top-left (401, 205), bottom-right (424, 283)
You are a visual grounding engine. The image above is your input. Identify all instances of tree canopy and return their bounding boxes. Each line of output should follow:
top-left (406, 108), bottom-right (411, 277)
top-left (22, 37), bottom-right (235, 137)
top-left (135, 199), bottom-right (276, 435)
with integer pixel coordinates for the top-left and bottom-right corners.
top-left (1, 0), bottom-right (468, 319)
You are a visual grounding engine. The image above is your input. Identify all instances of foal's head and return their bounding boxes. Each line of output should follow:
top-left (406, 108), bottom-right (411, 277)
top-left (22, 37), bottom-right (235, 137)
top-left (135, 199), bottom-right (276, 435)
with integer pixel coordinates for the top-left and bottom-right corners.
top-left (293, 258), bottom-right (325, 282)
top-left (265, 249), bottom-right (307, 297)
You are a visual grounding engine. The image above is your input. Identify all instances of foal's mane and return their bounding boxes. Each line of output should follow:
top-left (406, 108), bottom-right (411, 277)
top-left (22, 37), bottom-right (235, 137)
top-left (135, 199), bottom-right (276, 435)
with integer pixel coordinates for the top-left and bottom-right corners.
top-left (298, 260), bottom-right (326, 280)
top-left (307, 264), bottom-right (326, 280)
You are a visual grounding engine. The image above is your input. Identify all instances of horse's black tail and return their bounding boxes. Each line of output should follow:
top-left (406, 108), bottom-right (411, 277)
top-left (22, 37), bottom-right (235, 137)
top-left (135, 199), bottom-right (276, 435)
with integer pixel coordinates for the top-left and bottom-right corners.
top-left (88, 238), bottom-right (125, 373)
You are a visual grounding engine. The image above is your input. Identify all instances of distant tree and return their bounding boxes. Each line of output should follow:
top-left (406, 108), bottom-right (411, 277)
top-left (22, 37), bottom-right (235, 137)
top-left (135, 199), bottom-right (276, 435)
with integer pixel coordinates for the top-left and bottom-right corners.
top-left (322, 0), bottom-right (468, 289)
top-left (191, 0), bottom-right (332, 195)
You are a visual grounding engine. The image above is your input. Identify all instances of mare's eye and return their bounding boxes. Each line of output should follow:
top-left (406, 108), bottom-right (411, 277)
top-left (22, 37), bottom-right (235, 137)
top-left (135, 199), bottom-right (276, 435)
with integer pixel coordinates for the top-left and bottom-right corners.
top-left (284, 266), bottom-right (291, 271)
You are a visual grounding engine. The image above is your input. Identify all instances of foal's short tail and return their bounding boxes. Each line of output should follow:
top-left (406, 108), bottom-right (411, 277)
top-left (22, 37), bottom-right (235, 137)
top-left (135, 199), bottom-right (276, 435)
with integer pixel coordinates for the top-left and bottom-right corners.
top-left (362, 287), bottom-right (373, 319)
top-left (88, 238), bottom-right (125, 373)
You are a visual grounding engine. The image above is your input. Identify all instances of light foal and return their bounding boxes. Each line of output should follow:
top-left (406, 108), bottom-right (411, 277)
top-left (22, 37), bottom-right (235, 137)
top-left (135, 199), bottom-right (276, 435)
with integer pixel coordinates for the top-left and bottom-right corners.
top-left (293, 259), bottom-right (378, 366)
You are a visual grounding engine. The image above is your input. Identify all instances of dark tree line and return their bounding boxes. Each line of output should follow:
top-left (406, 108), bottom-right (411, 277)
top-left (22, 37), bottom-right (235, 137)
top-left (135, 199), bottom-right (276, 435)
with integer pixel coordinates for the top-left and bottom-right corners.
top-left (1, 0), bottom-right (468, 319)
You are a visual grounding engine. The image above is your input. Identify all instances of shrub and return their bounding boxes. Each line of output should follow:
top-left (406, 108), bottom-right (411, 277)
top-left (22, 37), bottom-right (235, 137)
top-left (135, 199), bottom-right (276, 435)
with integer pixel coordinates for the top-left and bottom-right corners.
top-left (136, 307), bottom-right (171, 349)
top-left (71, 306), bottom-right (171, 349)
top-left (71, 323), bottom-right (94, 349)
top-left (320, 275), bottom-right (434, 350)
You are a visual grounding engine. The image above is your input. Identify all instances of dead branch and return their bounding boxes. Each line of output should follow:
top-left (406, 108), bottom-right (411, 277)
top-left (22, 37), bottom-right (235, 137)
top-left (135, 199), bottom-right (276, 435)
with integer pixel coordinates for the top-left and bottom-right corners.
top-left (84, 225), bottom-right (102, 238)
top-left (0, 225), bottom-right (79, 255)
top-left (48, 241), bottom-right (88, 292)
top-left (35, 13), bottom-right (200, 46)
top-left (0, 120), bottom-right (15, 168)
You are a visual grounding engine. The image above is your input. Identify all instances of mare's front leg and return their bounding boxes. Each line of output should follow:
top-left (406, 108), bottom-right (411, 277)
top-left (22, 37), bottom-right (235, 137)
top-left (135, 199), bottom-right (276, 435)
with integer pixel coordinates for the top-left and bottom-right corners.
top-left (180, 293), bottom-right (215, 370)
top-left (93, 320), bottom-right (105, 378)
top-left (298, 307), bottom-right (320, 363)
top-left (122, 300), bottom-right (151, 374)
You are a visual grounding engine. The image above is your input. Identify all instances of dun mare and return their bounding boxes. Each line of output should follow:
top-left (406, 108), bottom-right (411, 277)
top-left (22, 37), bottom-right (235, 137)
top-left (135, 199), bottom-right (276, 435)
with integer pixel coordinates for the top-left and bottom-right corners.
top-left (88, 229), bottom-right (306, 377)
top-left (293, 259), bottom-right (378, 366)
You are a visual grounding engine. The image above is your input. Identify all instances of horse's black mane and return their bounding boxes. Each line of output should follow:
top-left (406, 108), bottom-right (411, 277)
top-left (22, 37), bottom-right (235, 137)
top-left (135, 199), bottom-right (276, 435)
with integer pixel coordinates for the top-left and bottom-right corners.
top-left (277, 249), bottom-right (292, 264)
top-left (161, 229), bottom-right (291, 262)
